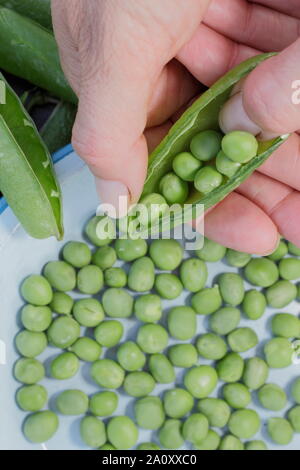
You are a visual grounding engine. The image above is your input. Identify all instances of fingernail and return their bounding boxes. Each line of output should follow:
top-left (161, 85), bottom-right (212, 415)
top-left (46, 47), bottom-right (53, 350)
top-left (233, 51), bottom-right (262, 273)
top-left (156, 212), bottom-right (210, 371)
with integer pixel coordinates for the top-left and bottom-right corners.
top-left (95, 178), bottom-right (129, 218)
top-left (219, 92), bottom-right (261, 135)
top-left (261, 234), bottom-right (281, 256)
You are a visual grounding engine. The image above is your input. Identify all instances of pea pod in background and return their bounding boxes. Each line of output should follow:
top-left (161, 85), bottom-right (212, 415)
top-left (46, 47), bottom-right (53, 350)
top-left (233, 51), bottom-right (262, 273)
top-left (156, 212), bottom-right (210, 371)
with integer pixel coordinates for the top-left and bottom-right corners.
top-left (0, 73), bottom-right (63, 240)
top-left (41, 102), bottom-right (77, 154)
top-left (0, 0), bottom-right (52, 29)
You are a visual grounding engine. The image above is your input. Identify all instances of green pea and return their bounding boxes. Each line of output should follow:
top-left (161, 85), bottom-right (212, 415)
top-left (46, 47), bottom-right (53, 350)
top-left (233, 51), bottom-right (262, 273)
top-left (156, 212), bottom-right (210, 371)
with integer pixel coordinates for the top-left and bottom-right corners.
top-left (226, 248), bottom-right (251, 268)
top-left (219, 435), bottom-right (244, 450)
top-left (99, 444), bottom-right (116, 450)
top-left (222, 131), bottom-right (258, 163)
top-left (77, 265), bottom-right (104, 294)
top-left (117, 341), bottom-right (146, 371)
top-left (91, 359), bottom-right (125, 389)
top-left (44, 261), bottom-right (76, 292)
top-left (69, 337), bottom-right (102, 362)
top-left (48, 316), bottom-right (80, 349)
top-left (268, 240), bottom-right (288, 261)
top-left (80, 416), bottom-right (106, 449)
top-left (137, 443), bottom-right (161, 450)
top-left (137, 193), bottom-right (169, 226)
top-left (245, 440), bottom-right (268, 451)
top-left (16, 385), bottom-right (48, 412)
top-left (62, 241), bottom-right (91, 268)
top-left (85, 215), bottom-right (114, 246)
top-left (102, 288), bottom-right (133, 318)
top-left (56, 390), bottom-right (88, 415)
top-left (258, 383), bottom-right (287, 411)
top-left (50, 352), bottom-right (79, 380)
top-left (148, 354), bottom-right (175, 384)
top-left (242, 290), bottom-right (266, 320)
top-left (104, 267), bottom-right (127, 288)
top-left (195, 430), bottom-right (220, 451)
top-left (198, 398), bottom-right (231, 428)
top-left (242, 357), bottom-right (269, 390)
top-left (184, 366), bottom-right (218, 398)
top-left (134, 294), bottom-right (162, 323)
top-left (216, 353), bottom-right (244, 383)
top-left (89, 391), bottom-right (118, 417)
top-left (149, 239), bottom-right (183, 270)
top-left (279, 258), bottom-right (300, 281)
top-left (21, 305), bottom-right (52, 332)
top-left (15, 330), bottom-right (47, 358)
top-left (92, 245), bottom-right (117, 270)
top-left (191, 286), bottom-right (222, 315)
top-left (267, 418), bottom-right (294, 445)
top-left (228, 409), bottom-right (260, 439)
top-left (216, 150), bottom-right (241, 178)
top-left (159, 419), bottom-right (184, 450)
top-left (264, 338), bottom-right (294, 368)
top-left (190, 130), bottom-right (222, 162)
top-left (107, 416), bottom-right (138, 450)
top-left (209, 307), bottom-right (240, 335)
top-left (50, 292), bottom-right (74, 315)
top-left (73, 298), bottom-right (104, 327)
top-left (134, 396), bottom-right (165, 430)
top-left (94, 320), bottom-right (124, 347)
top-left (163, 388), bottom-right (194, 418)
top-left (266, 281), bottom-right (297, 308)
top-left (23, 411), bottom-right (59, 443)
top-left (115, 238), bottom-right (148, 262)
top-left (173, 151), bottom-right (202, 181)
top-left (155, 274), bottom-right (183, 299)
top-left (159, 172), bottom-right (189, 204)
top-left (182, 413), bottom-right (209, 446)
top-left (128, 257), bottom-right (155, 292)
top-left (272, 313), bottom-right (300, 338)
top-left (168, 344), bottom-right (198, 368)
top-left (291, 377), bottom-right (300, 404)
top-left (194, 166), bottom-right (223, 194)
top-left (179, 258), bottom-right (208, 292)
top-left (21, 275), bottom-right (53, 306)
top-left (288, 242), bottom-right (300, 256)
top-left (167, 306), bottom-right (197, 340)
top-left (14, 358), bottom-right (45, 384)
top-left (196, 237), bottom-right (226, 262)
top-left (227, 327), bottom-right (258, 353)
top-left (219, 273), bottom-right (245, 306)
top-left (196, 333), bottom-right (227, 360)
top-left (223, 383), bottom-right (251, 409)
top-left (137, 324), bottom-right (168, 354)
top-left (123, 371), bottom-right (155, 397)
top-left (288, 405), bottom-right (300, 432)
top-left (244, 258), bottom-right (279, 287)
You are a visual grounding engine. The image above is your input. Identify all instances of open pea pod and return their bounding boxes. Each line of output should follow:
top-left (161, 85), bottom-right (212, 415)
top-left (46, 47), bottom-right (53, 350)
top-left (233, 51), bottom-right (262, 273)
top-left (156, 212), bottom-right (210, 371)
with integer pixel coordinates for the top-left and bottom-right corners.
top-left (0, 73), bottom-right (63, 240)
top-left (140, 53), bottom-right (288, 235)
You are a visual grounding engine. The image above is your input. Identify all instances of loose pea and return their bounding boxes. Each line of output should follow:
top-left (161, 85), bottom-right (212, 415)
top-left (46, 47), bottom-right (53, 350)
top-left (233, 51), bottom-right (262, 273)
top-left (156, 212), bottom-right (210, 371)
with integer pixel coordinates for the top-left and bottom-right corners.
top-left (69, 337), bottom-right (102, 362)
top-left (226, 248), bottom-right (251, 267)
top-left (184, 366), bottom-right (218, 399)
top-left (137, 324), bottom-right (168, 354)
top-left (190, 130), bottom-right (222, 162)
top-left (268, 240), bottom-right (288, 261)
top-left (56, 390), bottom-right (89, 415)
top-left (222, 131), bottom-right (258, 163)
top-left (216, 150), bottom-right (241, 178)
top-left (223, 383), bottom-right (251, 409)
top-left (137, 193), bottom-right (169, 226)
top-left (258, 383), bottom-right (287, 411)
top-left (267, 418), bottom-right (294, 445)
top-left (99, 444), bottom-right (116, 450)
top-left (21, 275), bottom-right (53, 306)
top-left (15, 330), bottom-right (47, 358)
top-left (227, 327), bottom-right (258, 353)
top-left (92, 245), bottom-right (117, 270)
top-left (264, 338), bottom-right (294, 368)
top-left (137, 443), bottom-right (161, 450)
top-left (159, 419), bottom-right (184, 450)
top-left (149, 239), bottom-right (183, 270)
top-left (91, 359), bottom-right (125, 389)
top-left (104, 267), bottom-right (127, 288)
top-left (134, 294), bottom-right (162, 323)
top-left (209, 307), bottom-right (240, 335)
top-left (117, 341), bottom-right (146, 371)
top-left (159, 172), bottom-right (189, 204)
top-left (291, 377), bottom-right (300, 404)
top-left (16, 385), bottom-right (48, 412)
top-left (44, 261), bottom-right (76, 292)
top-left (244, 258), bottom-right (279, 287)
top-left (272, 313), bottom-right (300, 338)
top-left (21, 305), bottom-right (52, 332)
top-left (196, 237), bottom-right (227, 262)
top-left (191, 286), bottom-right (222, 315)
top-left (288, 242), bottom-right (300, 256)
top-left (94, 320), bottom-right (124, 347)
top-left (48, 316), bottom-right (80, 349)
top-left (182, 413), bottom-right (209, 446)
top-left (198, 398), bottom-right (231, 428)
top-left (73, 298), bottom-right (104, 327)
top-left (242, 357), bottom-right (269, 390)
top-left (219, 435), bottom-right (244, 450)
top-left (85, 215), bottom-right (114, 246)
top-left (196, 333), bottom-right (227, 360)
top-left (77, 265), bottom-right (104, 294)
top-left (123, 371), bottom-right (155, 397)
top-left (242, 290), bottom-right (266, 320)
top-left (194, 430), bottom-right (220, 450)
top-left (194, 166), bottom-right (223, 194)
top-left (62, 241), bottom-right (91, 268)
top-left (280, 258), bottom-right (300, 281)
top-left (14, 358), bottom-right (45, 384)
top-left (163, 388), bottom-right (194, 418)
top-left (80, 416), bottom-right (106, 449)
top-left (167, 306), bottom-right (197, 340)
top-left (168, 344), bottom-right (198, 368)
top-left (107, 416), bottom-right (138, 450)
top-left (23, 411), bottom-right (59, 443)
top-left (266, 281), bottom-right (297, 308)
top-left (219, 273), bottom-right (245, 306)
top-left (102, 288), bottom-right (133, 318)
top-left (115, 238), bottom-right (148, 262)
top-left (155, 274), bottom-right (183, 299)
top-left (50, 292), bottom-right (74, 315)
top-left (128, 257), bottom-right (155, 292)
top-left (89, 391), bottom-right (118, 417)
top-left (179, 258), bottom-right (208, 292)
top-left (148, 354), bottom-right (175, 384)
top-left (245, 440), bottom-right (268, 451)
top-left (288, 406), bottom-right (300, 432)
top-left (228, 409), bottom-right (260, 439)
top-left (50, 352), bottom-right (79, 380)
top-left (216, 353), bottom-right (244, 383)
top-left (134, 396), bottom-right (165, 430)
top-left (172, 151), bottom-right (202, 181)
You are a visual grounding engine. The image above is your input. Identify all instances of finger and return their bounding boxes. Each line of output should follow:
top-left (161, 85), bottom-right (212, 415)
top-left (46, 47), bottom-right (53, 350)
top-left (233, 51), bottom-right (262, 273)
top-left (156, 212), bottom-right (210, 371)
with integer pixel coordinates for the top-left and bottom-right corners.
top-left (144, 121), bottom-right (173, 153)
top-left (248, 0), bottom-right (300, 20)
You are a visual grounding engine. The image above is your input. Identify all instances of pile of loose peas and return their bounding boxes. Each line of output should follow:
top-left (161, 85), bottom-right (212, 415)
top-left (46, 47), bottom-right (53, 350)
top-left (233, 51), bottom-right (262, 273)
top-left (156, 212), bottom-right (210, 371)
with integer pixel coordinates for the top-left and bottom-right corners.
top-left (14, 216), bottom-right (300, 450)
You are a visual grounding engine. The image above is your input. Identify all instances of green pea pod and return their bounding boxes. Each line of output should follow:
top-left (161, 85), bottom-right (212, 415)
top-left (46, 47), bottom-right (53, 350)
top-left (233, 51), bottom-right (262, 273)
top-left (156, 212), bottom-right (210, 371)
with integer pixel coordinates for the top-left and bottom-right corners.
top-left (140, 53), bottom-right (288, 235)
top-left (0, 73), bottom-right (63, 240)
top-left (41, 102), bottom-right (77, 154)
top-left (0, 0), bottom-right (52, 29)
top-left (0, 7), bottom-right (76, 104)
